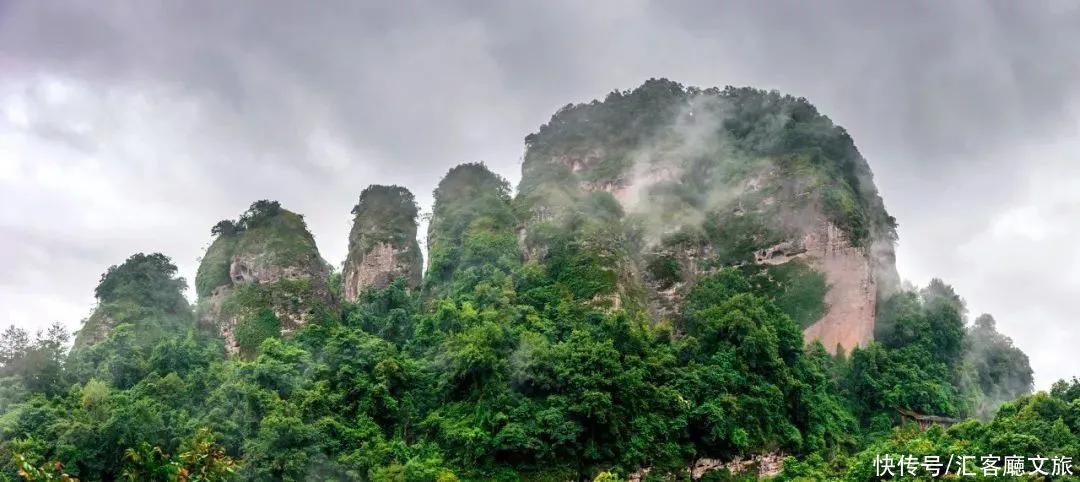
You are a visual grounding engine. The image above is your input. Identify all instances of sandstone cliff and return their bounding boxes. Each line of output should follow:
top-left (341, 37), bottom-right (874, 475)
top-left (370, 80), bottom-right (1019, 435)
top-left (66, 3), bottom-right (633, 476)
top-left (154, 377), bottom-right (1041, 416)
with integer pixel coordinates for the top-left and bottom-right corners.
top-left (342, 185), bottom-right (423, 301)
top-left (195, 201), bottom-right (331, 355)
top-left (755, 220), bottom-right (878, 353)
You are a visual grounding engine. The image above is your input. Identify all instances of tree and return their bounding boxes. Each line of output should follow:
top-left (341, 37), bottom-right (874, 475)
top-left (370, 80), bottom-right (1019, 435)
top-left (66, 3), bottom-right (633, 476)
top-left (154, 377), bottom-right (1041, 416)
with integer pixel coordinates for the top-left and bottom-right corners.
top-left (210, 220), bottom-right (238, 237)
top-left (94, 253), bottom-right (188, 312)
top-left (0, 325), bottom-right (31, 375)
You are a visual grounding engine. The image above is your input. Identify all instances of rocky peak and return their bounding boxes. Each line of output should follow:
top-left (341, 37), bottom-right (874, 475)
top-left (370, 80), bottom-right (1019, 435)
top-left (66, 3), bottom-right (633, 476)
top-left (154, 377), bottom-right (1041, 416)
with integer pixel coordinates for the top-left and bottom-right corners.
top-left (195, 200), bottom-right (331, 355)
top-left (424, 163), bottom-right (519, 298)
top-left (518, 79), bottom-right (899, 350)
top-left (342, 185), bottom-right (423, 301)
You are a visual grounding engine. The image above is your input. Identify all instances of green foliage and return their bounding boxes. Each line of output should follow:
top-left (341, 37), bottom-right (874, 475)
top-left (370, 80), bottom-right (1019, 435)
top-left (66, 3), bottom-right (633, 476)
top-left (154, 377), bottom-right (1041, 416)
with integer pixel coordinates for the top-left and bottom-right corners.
top-left (0, 80), bottom-right (1053, 482)
top-left (350, 185), bottom-right (421, 251)
top-left (521, 78), bottom-right (896, 250)
top-left (844, 279), bottom-right (1031, 430)
top-left (345, 278), bottom-right (419, 346)
top-left (195, 236), bottom-right (237, 299)
top-left (1, 324), bottom-right (70, 396)
top-left (345, 185), bottom-right (424, 290)
top-left (234, 210), bottom-right (321, 270)
top-left (195, 200), bottom-right (325, 300)
top-left (12, 451), bottom-right (79, 481)
top-left (77, 253), bottom-right (192, 349)
top-left (818, 381), bottom-right (1080, 480)
top-left (965, 314), bottom-right (1034, 417)
top-left (117, 428), bottom-right (235, 482)
top-left (94, 253), bottom-right (189, 312)
top-left (208, 200), bottom-right (282, 238)
top-left (234, 309), bottom-right (281, 357)
top-left (702, 212), bottom-right (787, 266)
top-left (194, 200), bottom-right (331, 356)
top-left (223, 279), bottom-right (328, 357)
top-left (739, 261), bottom-right (828, 329)
top-left (425, 163), bottom-right (520, 298)
top-left (0, 246), bottom-right (1051, 482)
top-left (645, 254), bottom-right (682, 290)
top-left (680, 270), bottom-right (855, 460)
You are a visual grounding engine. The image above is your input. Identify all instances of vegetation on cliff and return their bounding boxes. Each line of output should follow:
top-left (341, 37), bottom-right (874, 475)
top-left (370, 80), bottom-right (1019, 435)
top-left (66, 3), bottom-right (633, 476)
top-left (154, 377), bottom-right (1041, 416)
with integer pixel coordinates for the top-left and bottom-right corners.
top-left (0, 258), bottom-right (1045, 480)
top-left (520, 79), bottom-right (896, 252)
top-left (73, 253), bottom-right (192, 349)
top-left (0, 80), bottom-right (1058, 481)
top-left (424, 163), bottom-right (520, 300)
top-left (517, 79), bottom-right (901, 332)
top-left (194, 200), bottom-right (331, 356)
top-left (349, 186), bottom-right (422, 254)
top-left (196, 200), bottom-right (325, 299)
top-left (343, 185), bottom-right (423, 294)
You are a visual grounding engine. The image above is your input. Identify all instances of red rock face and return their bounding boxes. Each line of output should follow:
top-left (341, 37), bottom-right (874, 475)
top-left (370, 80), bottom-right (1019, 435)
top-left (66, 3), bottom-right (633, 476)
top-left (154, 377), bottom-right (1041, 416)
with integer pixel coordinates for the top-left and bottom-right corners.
top-left (801, 226), bottom-right (876, 354)
top-left (757, 221), bottom-right (878, 354)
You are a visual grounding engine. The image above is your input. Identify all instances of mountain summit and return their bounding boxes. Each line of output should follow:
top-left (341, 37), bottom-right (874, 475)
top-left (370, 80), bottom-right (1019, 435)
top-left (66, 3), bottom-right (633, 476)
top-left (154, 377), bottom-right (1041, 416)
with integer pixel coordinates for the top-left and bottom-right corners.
top-left (517, 78), bottom-right (899, 353)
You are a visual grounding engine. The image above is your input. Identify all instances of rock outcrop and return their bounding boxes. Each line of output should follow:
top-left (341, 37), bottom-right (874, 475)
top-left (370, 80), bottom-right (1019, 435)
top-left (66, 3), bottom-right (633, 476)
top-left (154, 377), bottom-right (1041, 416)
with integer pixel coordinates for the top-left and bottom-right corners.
top-left (342, 185), bottom-right (423, 301)
top-left (195, 201), bottom-right (331, 355)
top-left (755, 220), bottom-right (877, 353)
top-left (627, 452), bottom-right (785, 481)
top-left (516, 79), bottom-right (898, 350)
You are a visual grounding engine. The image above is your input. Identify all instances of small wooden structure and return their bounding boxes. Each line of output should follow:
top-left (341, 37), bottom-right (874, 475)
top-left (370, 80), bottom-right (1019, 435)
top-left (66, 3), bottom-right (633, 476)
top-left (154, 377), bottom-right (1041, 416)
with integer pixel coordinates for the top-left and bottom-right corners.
top-left (896, 408), bottom-right (960, 430)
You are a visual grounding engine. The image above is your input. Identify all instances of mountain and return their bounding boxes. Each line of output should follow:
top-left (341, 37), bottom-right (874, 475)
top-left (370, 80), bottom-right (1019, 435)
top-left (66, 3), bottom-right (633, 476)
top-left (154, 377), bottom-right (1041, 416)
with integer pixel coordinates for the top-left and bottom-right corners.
top-left (194, 200), bottom-right (332, 356)
top-left (342, 185), bottom-right (423, 301)
top-left (517, 79), bottom-right (899, 354)
top-left (0, 79), bottom-right (1048, 482)
top-left (423, 162), bottom-right (520, 298)
top-left (73, 253), bottom-right (191, 349)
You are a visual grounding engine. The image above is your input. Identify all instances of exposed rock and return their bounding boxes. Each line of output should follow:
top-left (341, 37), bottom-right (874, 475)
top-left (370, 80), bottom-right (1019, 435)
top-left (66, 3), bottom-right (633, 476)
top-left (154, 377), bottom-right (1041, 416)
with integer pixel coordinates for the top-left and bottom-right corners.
top-left (229, 252), bottom-right (315, 285)
top-left (200, 285), bottom-right (236, 351)
top-left (754, 239), bottom-right (808, 264)
top-left (755, 220), bottom-right (877, 354)
top-left (517, 80), bottom-right (898, 346)
top-left (200, 253), bottom-right (329, 355)
top-left (694, 452), bottom-right (785, 479)
top-left (643, 243), bottom-right (713, 320)
top-left (580, 164), bottom-right (681, 210)
top-left (344, 242), bottom-right (417, 299)
top-left (195, 202), bottom-right (331, 355)
top-left (757, 451), bottom-right (786, 477)
top-left (691, 458), bottom-right (724, 479)
top-left (74, 311), bottom-right (114, 348)
top-left (342, 185), bottom-right (423, 301)
top-left (628, 452), bottom-right (785, 481)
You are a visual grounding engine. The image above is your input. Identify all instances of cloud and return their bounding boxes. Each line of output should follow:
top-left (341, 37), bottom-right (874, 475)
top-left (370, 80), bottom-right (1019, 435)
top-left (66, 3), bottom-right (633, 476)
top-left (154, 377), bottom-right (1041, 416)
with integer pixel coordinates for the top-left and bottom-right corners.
top-left (1, 0), bottom-right (1078, 387)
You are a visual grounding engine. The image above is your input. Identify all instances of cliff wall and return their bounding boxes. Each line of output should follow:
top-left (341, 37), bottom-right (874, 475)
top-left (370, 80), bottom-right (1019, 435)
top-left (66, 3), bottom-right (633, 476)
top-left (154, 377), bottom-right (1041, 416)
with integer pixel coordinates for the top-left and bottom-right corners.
top-left (342, 185), bottom-right (423, 300)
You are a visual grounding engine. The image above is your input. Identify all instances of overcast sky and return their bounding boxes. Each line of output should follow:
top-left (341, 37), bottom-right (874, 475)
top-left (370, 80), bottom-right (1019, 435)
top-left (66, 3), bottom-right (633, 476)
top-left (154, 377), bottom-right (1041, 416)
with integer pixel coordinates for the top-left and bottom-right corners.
top-left (1, 1), bottom-right (1077, 389)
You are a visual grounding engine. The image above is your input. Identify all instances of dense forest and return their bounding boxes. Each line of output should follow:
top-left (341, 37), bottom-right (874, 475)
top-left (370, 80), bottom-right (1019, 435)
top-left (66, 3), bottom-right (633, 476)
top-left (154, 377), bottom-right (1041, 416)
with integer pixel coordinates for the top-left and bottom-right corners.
top-left (0, 80), bottom-right (1071, 481)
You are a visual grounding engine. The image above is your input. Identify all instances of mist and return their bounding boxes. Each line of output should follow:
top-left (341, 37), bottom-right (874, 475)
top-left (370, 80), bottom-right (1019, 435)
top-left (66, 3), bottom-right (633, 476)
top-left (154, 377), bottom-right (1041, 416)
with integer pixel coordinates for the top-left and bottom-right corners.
top-left (1, 0), bottom-right (1078, 391)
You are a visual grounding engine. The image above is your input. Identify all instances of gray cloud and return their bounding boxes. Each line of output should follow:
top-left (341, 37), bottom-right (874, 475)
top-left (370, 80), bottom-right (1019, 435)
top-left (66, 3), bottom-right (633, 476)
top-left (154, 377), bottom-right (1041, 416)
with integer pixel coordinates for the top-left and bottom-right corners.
top-left (1, 0), bottom-right (1077, 387)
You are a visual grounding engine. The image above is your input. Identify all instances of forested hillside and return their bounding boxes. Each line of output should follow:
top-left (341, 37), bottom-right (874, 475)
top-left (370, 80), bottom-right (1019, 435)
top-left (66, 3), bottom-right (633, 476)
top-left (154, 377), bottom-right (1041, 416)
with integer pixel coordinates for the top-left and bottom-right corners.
top-left (0, 80), bottom-right (1066, 481)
